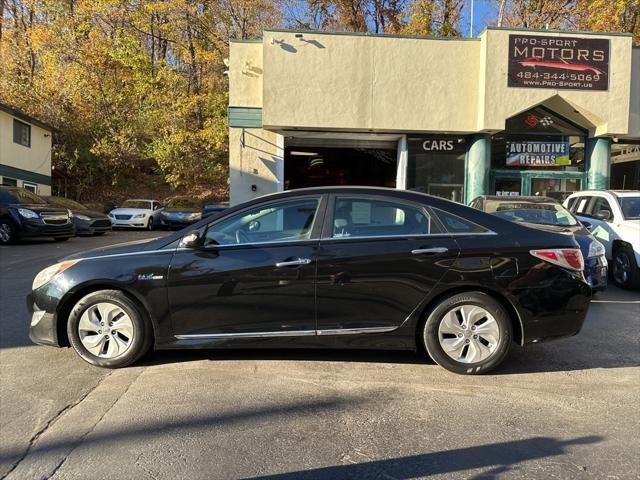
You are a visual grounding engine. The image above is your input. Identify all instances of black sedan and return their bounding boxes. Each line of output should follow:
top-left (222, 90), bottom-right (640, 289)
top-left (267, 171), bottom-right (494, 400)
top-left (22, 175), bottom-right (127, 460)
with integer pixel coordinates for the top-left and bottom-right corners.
top-left (160, 197), bottom-right (203, 229)
top-left (469, 196), bottom-right (607, 292)
top-left (28, 187), bottom-right (592, 374)
top-left (43, 196), bottom-right (112, 236)
top-left (0, 186), bottom-right (73, 244)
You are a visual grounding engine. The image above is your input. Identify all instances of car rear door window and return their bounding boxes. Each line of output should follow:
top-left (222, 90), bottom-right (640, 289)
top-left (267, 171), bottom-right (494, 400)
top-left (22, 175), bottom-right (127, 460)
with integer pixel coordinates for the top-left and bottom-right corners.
top-left (205, 197), bottom-right (321, 246)
top-left (330, 197), bottom-right (440, 238)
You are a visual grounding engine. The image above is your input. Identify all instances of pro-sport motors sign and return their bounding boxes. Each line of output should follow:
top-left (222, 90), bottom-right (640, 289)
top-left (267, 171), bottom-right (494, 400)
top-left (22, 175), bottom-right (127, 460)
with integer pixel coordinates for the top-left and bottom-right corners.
top-left (508, 34), bottom-right (609, 91)
top-left (506, 141), bottom-right (571, 167)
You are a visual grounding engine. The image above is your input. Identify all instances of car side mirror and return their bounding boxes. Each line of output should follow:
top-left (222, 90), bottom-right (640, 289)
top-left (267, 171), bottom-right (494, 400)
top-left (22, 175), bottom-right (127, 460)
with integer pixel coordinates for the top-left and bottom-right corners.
top-left (594, 210), bottom-right (611, 221)
top-left (580, 220), bottom-right (592, 230)
top-left (179, 230), bottom-right (202, 249)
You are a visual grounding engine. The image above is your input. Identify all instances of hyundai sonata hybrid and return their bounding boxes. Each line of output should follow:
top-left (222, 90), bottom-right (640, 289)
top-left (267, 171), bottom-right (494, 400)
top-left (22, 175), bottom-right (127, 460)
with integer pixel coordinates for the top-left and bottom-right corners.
top-left (28, 187), bottom-right (592, 374)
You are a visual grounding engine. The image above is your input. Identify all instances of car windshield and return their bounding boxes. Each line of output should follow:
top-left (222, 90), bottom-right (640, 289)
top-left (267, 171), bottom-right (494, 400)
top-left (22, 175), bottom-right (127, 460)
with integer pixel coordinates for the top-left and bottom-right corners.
top-left (122, 200), bottom-right (152, 209)
top-left (0, 188), bottom-right (46, 205)
top-left (486, 200), bottom-right (578, 226)
top-left (45, 196), bottom-right (87, 210)
top-left (618, 196), bottom-right (640, 220)
top-left (167, 198), bottom-right (201, 209)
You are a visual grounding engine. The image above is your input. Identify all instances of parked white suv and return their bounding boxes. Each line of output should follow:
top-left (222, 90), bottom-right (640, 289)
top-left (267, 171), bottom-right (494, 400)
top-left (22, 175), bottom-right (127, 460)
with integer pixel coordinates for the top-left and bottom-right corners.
top-left (564, 190), bottom-right (640, 289)
top-left (109, 199), bottom-right (164, 230)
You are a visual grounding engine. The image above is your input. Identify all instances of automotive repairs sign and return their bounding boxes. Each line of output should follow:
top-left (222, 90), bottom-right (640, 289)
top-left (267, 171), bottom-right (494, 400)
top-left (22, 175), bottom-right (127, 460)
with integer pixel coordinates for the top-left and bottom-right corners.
top-left (506, 141), bottom-right (571, 167)
top-left (508, 34), bottom-right (609, 91)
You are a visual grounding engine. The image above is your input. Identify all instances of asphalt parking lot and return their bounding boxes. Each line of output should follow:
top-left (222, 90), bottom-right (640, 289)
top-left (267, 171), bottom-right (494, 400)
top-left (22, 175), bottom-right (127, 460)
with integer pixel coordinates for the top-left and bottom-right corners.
top-left (1, 231), bottom-right (639, 480)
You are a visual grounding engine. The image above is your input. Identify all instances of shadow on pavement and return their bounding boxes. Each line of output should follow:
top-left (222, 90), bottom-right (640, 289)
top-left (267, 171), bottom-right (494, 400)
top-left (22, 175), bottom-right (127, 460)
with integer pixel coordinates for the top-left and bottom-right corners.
top-left (245, 436), bottom-right (601, 479)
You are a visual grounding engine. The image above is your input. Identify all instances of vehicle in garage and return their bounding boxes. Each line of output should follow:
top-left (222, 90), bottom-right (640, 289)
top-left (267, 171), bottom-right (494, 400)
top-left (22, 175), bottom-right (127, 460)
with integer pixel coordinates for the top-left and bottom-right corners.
top-left (469, 195), bottom-right (607, 292)
top-left (28, 187), bottom-right (592, 374)
top-left (564, 190), bottom-right (640, 289)
top-left (43, 196), bottom-right (112, 236)
top-left (0, 186), bottom-right (73, 244)
top-left (160, 197), bottom-right (203, 229)
top-left (108, 199), bottom-right (163, 230)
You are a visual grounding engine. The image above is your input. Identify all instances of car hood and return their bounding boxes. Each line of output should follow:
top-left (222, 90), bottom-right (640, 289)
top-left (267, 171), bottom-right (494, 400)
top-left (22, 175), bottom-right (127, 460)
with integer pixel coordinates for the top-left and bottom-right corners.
top-left (72, 209), bottom-right (108, 219)
top-left (7, 203), bottom-right (68, 215)
top-left (109, 208), bottom-right (152, 215)
top-left (162, 207), bottom-right (201, 214)
top-left (63, 236), bottom-right (169, 261)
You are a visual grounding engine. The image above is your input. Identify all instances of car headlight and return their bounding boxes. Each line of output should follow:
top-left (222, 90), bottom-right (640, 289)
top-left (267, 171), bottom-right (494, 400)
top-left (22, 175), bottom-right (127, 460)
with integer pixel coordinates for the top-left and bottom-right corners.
top-left (108, 213), bottom-right (114, 218)
top-left (189, 212), bottom-right (202, 220)
top-left (17, 208), bottom-right (39, 219)
top-left (75, 214), bottom-right (91, 221)
top-left (133, 213), bottom-right (145, 219)
top-left (588, 240), bottom-right (606, 258)
top-left (32, 260), bottom-right (80, 290)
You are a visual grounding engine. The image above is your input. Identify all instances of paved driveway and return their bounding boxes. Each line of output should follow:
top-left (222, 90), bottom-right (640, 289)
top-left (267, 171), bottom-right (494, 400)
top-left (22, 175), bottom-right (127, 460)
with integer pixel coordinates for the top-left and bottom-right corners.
top-left (1, 232), bottom-right (638, 479)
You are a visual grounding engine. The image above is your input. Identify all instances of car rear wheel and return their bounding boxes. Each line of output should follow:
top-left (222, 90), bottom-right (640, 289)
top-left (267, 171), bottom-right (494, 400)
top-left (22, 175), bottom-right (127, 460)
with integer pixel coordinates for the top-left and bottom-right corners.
top-left (422, 292), bottom-right (512, 375)
top-left (67, 290), bottom-right (153, 368)
top-left (0, 220), bottom-right (17, 245)
top-left (611, 246), bottom-right (640, 289)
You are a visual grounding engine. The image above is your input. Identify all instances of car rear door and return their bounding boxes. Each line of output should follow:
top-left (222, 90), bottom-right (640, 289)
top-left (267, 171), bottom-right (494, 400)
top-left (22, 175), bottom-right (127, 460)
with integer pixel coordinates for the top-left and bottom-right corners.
top-left (167, 195), bottom-right (326, 338)
top-left (314, 194), bottom-right (459, 334)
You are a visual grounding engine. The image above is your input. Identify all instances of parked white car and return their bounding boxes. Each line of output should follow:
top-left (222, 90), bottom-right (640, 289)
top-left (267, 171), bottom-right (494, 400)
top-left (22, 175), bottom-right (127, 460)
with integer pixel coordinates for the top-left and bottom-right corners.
top-left (109, 199), bottom-right (164, 230)
top-left (564, 190), bottom-right (640, 289)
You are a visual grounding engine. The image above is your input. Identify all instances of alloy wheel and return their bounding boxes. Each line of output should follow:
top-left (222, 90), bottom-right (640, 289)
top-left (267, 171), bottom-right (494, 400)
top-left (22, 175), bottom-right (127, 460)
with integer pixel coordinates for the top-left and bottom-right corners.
top-left (78, 302), bottom-right (134, 358)
top-left (437, 304), bottom-right (500, 364)
top-left (613, 252), bottom-right (630, 285)
top-left (0, 223), bottom-right (11, 243)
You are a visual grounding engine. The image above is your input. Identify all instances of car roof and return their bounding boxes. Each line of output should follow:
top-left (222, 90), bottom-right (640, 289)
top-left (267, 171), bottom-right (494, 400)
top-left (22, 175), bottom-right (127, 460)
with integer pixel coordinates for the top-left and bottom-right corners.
top-left (476, 195), bottom-right (558, 203)
top-left (569, 190), bottom-right (639, 197)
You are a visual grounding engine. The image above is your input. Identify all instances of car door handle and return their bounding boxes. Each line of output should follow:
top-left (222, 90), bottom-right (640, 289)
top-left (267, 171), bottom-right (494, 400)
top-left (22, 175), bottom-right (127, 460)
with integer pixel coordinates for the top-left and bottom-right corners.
top-left (411, 247), bottom-right (449, 255)
top-left (275, 258), bottom-right (312, 267)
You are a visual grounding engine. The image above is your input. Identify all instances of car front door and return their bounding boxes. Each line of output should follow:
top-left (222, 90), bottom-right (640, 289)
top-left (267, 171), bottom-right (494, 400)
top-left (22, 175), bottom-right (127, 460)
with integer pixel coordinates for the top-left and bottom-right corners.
top-left (315, 194), bottom-right (459, 334)
top-left (167, 195), bottom-right (325, 338)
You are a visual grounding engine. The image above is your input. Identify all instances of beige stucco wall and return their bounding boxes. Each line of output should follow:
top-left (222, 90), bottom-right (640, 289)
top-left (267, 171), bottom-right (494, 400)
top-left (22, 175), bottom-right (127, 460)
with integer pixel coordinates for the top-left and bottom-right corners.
top-left (229, 41), bottom-right (264, 108)
top-left (0, 110), bottom-right (52, 195)
top-left (231, 29), bottom-right (636, 138)
top-left (229, 127), bottom-right (282, 205)
top-left (262, 32), bottom-right (480, 132)
top-left (478, 29), bottom-right (633, 136)
top-left (626, 47), bottom-right (640, 139)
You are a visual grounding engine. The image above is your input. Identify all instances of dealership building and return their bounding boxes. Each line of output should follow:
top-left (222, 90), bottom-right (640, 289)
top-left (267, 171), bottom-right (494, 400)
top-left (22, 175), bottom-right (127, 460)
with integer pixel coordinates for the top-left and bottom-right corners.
top-left (227, 27), bottom-right (639, 205)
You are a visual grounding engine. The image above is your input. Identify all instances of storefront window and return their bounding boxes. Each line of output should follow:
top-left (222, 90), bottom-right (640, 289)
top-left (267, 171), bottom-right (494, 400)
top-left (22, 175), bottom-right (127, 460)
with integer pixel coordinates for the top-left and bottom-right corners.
top-left (407, 136), bottom-right (466, 203)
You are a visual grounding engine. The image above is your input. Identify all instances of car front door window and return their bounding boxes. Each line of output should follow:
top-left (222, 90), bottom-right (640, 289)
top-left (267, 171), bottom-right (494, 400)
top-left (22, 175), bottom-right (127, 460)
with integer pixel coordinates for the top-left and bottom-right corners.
top-left (205, 198), bottom-right (320, 246)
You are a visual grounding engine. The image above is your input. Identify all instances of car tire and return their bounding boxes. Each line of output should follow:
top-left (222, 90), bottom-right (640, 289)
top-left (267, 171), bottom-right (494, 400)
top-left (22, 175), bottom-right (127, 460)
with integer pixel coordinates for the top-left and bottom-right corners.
top-left (611, 245), bottom-right (640, 289)
top-left (147, 217), bottom-right (154, 231)
top-left (422, 292), bottom-right (512, 375)
top-left (67, 290), bottom-right (153, 368)
top-left (0, 219), bottom-right (17, 245)
top-left (54, 237), bottom-right (71, 242)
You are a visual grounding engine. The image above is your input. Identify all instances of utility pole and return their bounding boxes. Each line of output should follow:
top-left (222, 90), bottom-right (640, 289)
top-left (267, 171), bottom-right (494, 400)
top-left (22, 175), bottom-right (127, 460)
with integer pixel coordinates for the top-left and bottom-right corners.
top-left (469, 0), bottom-right (474, 37)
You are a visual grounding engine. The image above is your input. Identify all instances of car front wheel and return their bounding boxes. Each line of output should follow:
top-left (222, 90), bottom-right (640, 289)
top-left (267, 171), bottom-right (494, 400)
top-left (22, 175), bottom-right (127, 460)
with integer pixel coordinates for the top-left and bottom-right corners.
top-left (422, 292), bottom-right (512, 375)
top-left (0, 219), bottom-right (17, 244)
top-left (611, 246), bottom-right (640, 289)
top-left (147, 217), bottom-right (154, 231)
top-left (67, 290), bottom-right (153, 368)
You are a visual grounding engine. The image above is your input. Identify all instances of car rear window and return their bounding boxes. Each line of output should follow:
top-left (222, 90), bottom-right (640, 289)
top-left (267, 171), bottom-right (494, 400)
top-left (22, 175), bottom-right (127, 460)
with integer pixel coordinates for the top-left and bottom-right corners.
top-left (432, 208), bottom-right (490, 234)
top-left (485, 200), bottom-right (578, 226)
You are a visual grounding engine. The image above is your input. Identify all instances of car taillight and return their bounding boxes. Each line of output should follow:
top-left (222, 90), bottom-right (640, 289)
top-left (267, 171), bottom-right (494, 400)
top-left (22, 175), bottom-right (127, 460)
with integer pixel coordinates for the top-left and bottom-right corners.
top-left (530, 248), bottom-right (584, 271)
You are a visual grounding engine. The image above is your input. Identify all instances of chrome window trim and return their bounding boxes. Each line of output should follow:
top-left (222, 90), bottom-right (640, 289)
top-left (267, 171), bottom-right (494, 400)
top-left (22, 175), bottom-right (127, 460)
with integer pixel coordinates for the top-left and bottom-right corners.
top-left (177, 237), bottom-right (322, 251)
top-left (321, 231), bottom-right (497, 242)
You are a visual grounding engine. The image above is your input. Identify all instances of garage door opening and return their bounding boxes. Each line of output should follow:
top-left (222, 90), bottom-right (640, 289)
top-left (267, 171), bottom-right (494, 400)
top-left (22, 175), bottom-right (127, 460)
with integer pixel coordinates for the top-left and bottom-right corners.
top-left (284, 144), bottom-right (398, 190)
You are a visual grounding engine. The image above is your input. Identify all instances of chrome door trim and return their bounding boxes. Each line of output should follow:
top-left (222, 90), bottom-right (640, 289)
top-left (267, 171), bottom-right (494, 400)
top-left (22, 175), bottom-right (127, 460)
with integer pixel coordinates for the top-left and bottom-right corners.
top-left (174, 325), bottom-right (399, 340)
top-left (175, 330), bottom-right (316, 340)
top-left (316, 326), bottom-right (398, 336)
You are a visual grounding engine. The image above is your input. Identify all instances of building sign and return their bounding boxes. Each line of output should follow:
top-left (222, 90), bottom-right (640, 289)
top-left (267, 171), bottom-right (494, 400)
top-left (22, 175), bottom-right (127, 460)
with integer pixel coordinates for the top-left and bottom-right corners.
top-left (508, 35), bottom-right (609, 91)
top-left (506, 141), bottom-right (570, 167)
top-left (410, 136), bottom-right (466, 154)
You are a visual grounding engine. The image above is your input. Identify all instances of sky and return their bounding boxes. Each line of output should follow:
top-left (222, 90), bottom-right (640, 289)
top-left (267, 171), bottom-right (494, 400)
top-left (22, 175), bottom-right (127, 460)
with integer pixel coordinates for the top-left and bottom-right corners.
top-left (460, 0), bottom-right (499, 38)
